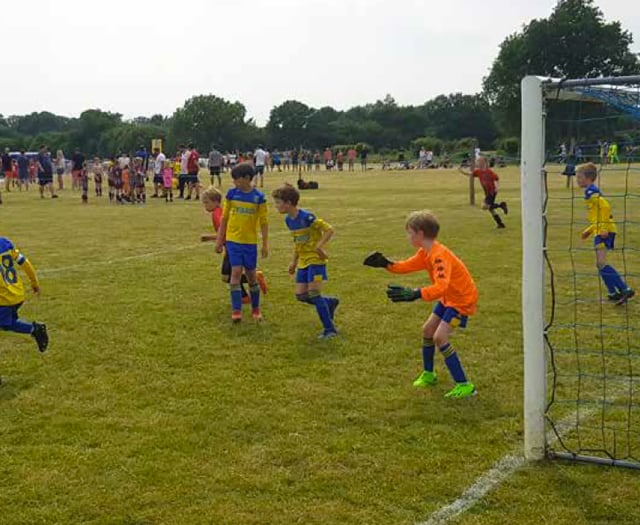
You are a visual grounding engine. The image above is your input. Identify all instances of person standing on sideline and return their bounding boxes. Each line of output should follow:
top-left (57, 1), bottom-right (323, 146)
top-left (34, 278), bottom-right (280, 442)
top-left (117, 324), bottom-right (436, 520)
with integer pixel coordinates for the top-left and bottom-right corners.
top-left (208, 145), bottom-right (224, 188)
top-left (55, 150), bottom-right (65, 190)
top-left (185, 143), bottom-right (200, 201)
top-left (151, 147), bottom-right (165, 198)
top-left (253, 145), bottom-right (267, 188)
top-left (347, 147), bottom-right (357, 171)
top-left (71, 148), bottom-right (87, 203)
top-left (17, 150), bottom-right (30, 191)
top-left (178, 145), bottom-right (189, 199)
top-left (2, 148), bottom-right (12, 193)
top-left (37, 145), bottom-right (58, 199)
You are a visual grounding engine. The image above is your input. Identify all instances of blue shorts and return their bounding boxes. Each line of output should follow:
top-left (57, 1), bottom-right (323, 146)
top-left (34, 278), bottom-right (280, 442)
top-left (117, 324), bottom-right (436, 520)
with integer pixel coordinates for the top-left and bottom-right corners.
top-left (0, 304), bottom-right (21, 328)
top-left (295, 264), bottom-right (327, 284)
top-left (433, 301), bottom-right (468, 328)
top-left (226, 241), bottom-right (257, 270)
top-left (594, 233), bottom-right (615, 250)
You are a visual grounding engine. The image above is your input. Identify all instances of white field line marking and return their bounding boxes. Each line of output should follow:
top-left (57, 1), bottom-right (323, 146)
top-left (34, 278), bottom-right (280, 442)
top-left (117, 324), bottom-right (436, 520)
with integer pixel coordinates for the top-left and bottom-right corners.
top-left (38, 229), bottom-right (295, 277)
top-left (39, 244), bottom-right (200, 276)
top-left (416, 410), bottom-right (597, 525)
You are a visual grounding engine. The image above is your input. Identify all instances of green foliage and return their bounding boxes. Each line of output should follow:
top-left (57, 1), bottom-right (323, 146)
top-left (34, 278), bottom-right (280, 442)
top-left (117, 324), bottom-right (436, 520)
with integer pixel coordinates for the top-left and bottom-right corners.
top-left (496, 137), bottom-right (520, 156)
top-left (171, 95), bottom-right (249, 152)
top-left (484, 0), bottom-right (640, 135)
top-left (411, 136), bottom-right (444, 155)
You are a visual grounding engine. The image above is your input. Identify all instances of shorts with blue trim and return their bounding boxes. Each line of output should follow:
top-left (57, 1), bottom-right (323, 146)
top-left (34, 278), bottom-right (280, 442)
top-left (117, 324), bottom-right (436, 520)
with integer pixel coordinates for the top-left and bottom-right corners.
top-left (226, 241), bottom-right (257, 270)
top-left (295, 264), bottom-right (327, 284)
top-left (594, 232), bottom-right (615, 250)
top-left (433, 301), bottom-right (468, 328)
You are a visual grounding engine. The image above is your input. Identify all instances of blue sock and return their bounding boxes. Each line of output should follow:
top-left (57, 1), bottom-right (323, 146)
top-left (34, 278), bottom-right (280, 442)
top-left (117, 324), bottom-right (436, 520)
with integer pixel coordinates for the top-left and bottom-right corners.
top-left (602, 264), bottom-right (628, 292)
top-left (440, 343), bottom-right (468, 383)
top-left (422, 337), bottom-right (435, 372)
top-left (308, 292), bottom-right (335, 332)
top-left (230, 284), bottom-right (242, 311)
top-left (1, 319), bottom-right (33, 335)
top-left (599, 266), bottom-right (618, 294)
top-left (249, 283), bottom-right (260, 309)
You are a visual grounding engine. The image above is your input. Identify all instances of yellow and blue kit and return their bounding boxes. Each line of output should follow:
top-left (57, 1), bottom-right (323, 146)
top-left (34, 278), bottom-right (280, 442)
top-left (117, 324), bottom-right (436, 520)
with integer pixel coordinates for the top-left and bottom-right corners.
top-left (583, 184), bottom-right (617, 249)
top-left (582, 184), bottom-right (630, 298)
top-left (222, 187), bottom-right (268, 314)
top-left (0, 237), bottom-right (42, 336)
top-left (285, 208), bottom-right (332, 283)
top-left (285, 209), bottom-right (339, 337)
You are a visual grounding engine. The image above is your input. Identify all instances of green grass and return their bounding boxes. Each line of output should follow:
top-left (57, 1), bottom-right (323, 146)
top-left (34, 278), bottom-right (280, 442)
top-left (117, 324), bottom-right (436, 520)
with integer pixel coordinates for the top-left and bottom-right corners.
top-left (0, 167), bottom-right (638, 525)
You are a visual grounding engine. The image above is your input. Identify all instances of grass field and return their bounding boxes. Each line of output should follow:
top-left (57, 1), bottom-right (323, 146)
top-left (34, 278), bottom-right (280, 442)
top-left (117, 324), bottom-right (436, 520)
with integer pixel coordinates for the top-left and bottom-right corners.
top-left (1, 166), bottom-right (639, 525)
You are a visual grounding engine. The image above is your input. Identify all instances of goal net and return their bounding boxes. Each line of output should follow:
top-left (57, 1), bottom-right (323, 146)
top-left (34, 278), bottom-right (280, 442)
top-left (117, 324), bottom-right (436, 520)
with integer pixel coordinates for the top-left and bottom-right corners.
top-left (521, 75), bottom-right (640, 468)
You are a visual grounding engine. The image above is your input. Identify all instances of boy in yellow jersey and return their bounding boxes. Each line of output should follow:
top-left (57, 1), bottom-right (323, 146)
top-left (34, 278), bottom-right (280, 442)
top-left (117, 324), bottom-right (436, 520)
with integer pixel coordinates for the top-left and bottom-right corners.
top-left (0, 237), bottom-right (49, 358)
top-left (215, 163), bottom-right (269, 322)
top-left (576, 163), bottom-right (634, 304)
top-left (272, 184), bottom-right (339, 338)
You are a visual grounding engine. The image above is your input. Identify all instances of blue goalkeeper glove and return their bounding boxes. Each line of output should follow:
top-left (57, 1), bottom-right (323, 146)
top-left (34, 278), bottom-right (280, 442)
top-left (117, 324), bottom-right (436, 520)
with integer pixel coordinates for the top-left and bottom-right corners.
top-left (386, 284), bottom-right (421, 302)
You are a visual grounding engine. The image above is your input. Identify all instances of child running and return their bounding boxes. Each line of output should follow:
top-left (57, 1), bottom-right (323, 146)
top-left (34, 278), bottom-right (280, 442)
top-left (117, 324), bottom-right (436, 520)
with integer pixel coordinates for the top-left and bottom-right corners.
top-left (0, 237), bottom-right (49, 381)
top-left (459, 156), bottom-right (508, 228)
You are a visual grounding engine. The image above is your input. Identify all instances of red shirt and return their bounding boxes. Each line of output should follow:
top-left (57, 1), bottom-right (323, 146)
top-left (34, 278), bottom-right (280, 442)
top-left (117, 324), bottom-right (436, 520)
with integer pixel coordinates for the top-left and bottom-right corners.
top-left (473, 168), bottom-right (499, 195)
top-left (187, 149), bottom-right (200, 174)
top-left (211, 207), bottom-right (222, 232)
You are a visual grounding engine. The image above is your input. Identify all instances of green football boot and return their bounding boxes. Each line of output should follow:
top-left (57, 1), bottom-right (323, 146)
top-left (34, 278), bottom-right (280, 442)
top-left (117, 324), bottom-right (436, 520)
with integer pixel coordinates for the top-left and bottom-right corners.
top-left (444, 382), bottom-right (477, 399)
top-left (412, 371), bottom-right (438, 388)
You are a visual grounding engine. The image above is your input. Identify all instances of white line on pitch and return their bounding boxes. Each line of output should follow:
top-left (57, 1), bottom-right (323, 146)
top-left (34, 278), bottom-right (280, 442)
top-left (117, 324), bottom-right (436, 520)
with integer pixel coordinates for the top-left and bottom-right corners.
top-left (416, 411), bottom-right (594, 525)
top-left (39, 244), bottom-right (200, 276)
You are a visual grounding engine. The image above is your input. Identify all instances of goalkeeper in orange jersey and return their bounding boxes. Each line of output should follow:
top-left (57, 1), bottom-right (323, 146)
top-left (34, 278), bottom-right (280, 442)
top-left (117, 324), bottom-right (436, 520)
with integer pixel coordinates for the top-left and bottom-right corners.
top-left (0, 237), bottom-right (49, 379)
top-left (576, 162), bottom-right (634, 304)
top-left (364, 210), bottom-right (478, 399)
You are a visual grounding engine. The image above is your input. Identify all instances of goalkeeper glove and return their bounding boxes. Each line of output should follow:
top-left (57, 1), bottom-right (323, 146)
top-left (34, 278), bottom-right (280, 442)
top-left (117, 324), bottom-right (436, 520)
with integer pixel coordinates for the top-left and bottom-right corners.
top-left (363, 251), bottom-right (393, 268)
top-left (386, 284), bottom-right (421, 302)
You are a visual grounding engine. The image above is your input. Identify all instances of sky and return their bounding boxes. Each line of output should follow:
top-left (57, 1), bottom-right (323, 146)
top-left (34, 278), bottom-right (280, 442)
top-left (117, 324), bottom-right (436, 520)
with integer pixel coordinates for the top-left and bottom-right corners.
top-left (2, 0), bottom-right (639, 125)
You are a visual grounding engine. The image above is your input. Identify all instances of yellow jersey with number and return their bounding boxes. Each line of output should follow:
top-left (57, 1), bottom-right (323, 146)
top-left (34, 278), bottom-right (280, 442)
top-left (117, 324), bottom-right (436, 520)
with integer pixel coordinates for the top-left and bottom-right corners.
top-left (0, 238), bottom-right (38, 306)
top-left (285, 208), bottom-right (332, 268)
top-left (222, 187), bottom-right (268, 244)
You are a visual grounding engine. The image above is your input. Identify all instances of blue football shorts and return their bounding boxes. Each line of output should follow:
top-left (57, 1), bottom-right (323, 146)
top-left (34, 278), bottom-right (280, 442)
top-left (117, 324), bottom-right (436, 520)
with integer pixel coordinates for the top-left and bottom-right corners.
top-left (594, 232), bottom-right (615, 250)
top-left (225, 241), bottom-right (257, 270)
top-left (433, 301), bottom-right (468, 328)
top-left (295, 264), bottom-right (327, 284)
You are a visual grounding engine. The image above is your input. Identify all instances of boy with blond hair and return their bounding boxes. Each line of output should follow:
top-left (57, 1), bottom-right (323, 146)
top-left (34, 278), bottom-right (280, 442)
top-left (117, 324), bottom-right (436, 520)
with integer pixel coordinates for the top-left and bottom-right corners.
top-left (576, 162), bottom-right (634, 304)
top-left (364, 210), bottom-right (478, 398)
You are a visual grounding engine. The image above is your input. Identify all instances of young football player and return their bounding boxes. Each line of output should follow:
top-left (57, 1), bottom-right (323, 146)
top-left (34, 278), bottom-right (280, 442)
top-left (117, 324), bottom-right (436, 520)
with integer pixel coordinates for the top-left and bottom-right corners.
top-left (215, 163), bottom-right (269, 322)
top-left (272, 183), bottom-right (339, 339)
top-left (459, 156), bottom-right (508, 228)
top-left (0, 237), bottom-right (49, 377)
top-left (576, 162), bottom-right (634, 304)
top-left (364, 210), bottom-right (478, 398)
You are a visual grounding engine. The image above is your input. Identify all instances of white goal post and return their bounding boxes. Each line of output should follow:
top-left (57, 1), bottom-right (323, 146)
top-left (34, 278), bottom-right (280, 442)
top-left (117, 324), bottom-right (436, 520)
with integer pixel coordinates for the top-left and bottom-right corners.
top-left (520, 74), bottom-right (640, 463)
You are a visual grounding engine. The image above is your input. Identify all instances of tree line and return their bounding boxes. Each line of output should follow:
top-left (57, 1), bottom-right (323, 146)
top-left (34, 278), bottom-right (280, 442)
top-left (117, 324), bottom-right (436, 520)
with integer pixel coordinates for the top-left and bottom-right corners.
top-left (0, 1), bottom-right (637, 158)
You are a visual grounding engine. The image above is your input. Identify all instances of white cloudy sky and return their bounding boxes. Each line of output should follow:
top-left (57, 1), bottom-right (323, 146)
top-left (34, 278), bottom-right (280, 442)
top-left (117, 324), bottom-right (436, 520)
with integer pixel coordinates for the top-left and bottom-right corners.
top-left (2, 0), bottom-right (639, 125)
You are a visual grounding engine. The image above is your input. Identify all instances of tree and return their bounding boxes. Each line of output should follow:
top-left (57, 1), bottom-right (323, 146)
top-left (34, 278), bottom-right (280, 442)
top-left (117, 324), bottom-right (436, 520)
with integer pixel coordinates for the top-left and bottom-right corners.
top-left (171, 95), bottom-right (248, 151)
top-left (484, 0), bottom-right (640, 135)
top-left (266, 100), bottom-right (313, 147)
top-left (422, 94), bottom-right (497, 148)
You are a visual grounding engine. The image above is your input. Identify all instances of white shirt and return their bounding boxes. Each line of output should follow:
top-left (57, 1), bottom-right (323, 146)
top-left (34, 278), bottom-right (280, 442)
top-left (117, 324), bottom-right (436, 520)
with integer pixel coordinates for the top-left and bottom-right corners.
top-left (118, 155), bottom-right (130, 169)
top-left (181, 150), bottom-right (190, 174)
top-left (154, 152), bottom-right (166, 174)
top-left (474, 148), bottom-right (481, 160)
top-left (254, 148), bottom-right (267, 166)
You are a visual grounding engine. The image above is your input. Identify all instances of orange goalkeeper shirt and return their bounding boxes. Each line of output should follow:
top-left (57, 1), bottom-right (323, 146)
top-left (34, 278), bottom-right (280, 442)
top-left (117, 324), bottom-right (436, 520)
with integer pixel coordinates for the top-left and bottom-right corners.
top-left (386, 241), bottom-right (478, 315)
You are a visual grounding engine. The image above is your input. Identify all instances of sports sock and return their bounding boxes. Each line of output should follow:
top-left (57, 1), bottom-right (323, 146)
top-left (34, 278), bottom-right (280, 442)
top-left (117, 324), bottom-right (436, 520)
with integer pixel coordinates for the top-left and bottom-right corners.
top-left (601, 264), bottom-right (628, 293)
top-left (490, 210), bottom-right (504, 227)
top-left (2, 318), bottom-right (34, 335)
top-left (422, 337), bottom-right (435, 372)
top-left (440, 343), bottom-right (468, 383)
top-left (308, 291), bottom-right (335, 332)
top-left (599, 265), bottom-right (619, 294)
top-left (296, 293), bottom-right (311, 304)
top-left (230, 284), bottom-right (242, 311)
top-left (249, 283), bottom-right (260, 310)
